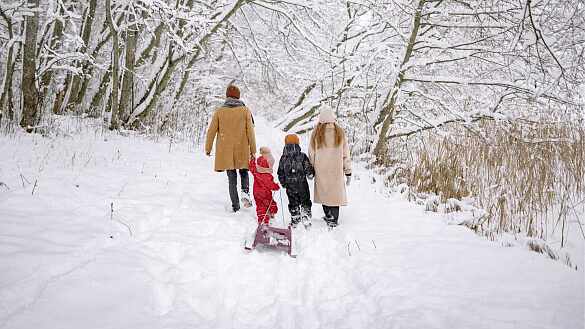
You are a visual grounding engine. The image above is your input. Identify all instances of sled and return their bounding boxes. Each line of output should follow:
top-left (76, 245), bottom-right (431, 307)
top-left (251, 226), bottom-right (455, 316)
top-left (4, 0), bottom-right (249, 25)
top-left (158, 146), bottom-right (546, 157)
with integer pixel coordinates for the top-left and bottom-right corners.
top-left (245, 224), bottom-right (296, 257)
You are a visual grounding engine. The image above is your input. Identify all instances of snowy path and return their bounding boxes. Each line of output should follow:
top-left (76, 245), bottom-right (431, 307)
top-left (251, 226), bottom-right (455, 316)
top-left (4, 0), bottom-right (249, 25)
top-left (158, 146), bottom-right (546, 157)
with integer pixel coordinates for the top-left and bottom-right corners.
top-left (0, 118), bottom-right (583, 329)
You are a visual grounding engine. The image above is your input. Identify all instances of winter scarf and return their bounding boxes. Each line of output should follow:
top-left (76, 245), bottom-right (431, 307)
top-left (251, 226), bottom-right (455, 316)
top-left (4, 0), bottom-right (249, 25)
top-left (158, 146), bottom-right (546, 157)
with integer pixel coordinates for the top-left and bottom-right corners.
top-left (222, 97), bottom-right (254, 125)
top-left (223, 97), bottom-right (246, 108)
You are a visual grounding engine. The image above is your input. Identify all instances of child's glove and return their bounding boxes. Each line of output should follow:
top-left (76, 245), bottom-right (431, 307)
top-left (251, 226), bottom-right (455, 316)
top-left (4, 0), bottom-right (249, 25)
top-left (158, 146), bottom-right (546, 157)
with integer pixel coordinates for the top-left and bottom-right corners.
top-left (345, 175), bottom-right (351, 186)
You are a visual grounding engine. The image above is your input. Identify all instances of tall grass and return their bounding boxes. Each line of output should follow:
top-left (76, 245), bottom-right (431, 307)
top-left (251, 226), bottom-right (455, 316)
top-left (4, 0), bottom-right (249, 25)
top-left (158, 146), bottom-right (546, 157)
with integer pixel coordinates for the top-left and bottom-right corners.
top-left (385, 120), bottom-right (585, 249)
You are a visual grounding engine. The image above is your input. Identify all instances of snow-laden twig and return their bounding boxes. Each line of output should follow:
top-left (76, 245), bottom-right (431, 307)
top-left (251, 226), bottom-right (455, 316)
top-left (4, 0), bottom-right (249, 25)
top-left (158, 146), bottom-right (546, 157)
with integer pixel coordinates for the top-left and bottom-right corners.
top-left (110, 202), bottom-right (133, 237)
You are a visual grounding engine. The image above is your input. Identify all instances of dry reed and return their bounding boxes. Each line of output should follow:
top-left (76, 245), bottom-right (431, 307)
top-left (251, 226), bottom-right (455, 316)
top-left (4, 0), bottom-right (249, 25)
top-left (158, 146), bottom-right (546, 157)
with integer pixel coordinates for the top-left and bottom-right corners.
top-left (386, 119), bottom-right (585, 246)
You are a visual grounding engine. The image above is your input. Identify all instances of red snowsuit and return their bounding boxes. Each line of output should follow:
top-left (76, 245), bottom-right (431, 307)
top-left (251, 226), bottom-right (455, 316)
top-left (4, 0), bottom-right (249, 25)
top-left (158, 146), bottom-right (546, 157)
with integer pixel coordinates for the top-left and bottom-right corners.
top-left (249, 156), bottom-right (280, 224)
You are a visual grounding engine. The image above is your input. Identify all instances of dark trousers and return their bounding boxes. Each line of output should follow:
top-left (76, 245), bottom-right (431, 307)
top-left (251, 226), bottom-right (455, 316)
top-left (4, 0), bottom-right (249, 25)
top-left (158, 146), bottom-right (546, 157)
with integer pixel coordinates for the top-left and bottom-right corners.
top-left (322, 205), bottom-right (340, 224)
top-left (286, 181), bottom-right (312, 220)
top-left (227, 169), bottom-right (249, 211)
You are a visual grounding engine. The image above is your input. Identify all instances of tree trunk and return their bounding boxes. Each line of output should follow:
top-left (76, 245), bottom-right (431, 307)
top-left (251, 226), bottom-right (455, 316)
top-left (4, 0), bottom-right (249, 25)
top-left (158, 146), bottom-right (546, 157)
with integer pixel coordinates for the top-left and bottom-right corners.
top-left (373, 0), bottom-right (425, 163)
top-left (129, 0), bottom-right (245, 128)
top-left (65, 0), bottom-right (97, 112)
top-left (287, 83), bottom-right (317, 114)
top-left (170, 0), bottom-right (244, 109)
top-left (283, 78), bottom-right (353, 132)
top-left (89, 12), bottom-right (148, 118)
top-left (0, 6), bottom-right (15, 122)
top-left (129, 56), bottom-right (178, 128)
top-left (78, 7), bottom-right (129, 115)
top-left (40, 4), bottom-right (65, 102)
top-left (52, 74), bottom-right (70, 114)
top-left (88, 66), bottom-right (111, 116)
top-left (135, 23), bottom-right (164, 68)
top-left (9, 41), bottom-right (22, 120)
top-left (105, 0), bottom-right (121, 130)
top-left (119, 13), bottom-right (137, 124)
top-left (20, 0), bottom-right (40, 132)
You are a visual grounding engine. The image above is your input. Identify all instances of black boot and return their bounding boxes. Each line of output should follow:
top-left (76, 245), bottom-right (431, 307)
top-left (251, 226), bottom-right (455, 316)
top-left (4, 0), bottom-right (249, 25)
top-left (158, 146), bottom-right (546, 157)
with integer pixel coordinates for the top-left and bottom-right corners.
top-left (300, 206), bottom-right (312, 228)
top-left (322, 205), bottom-right (339, 227)
top-left (290, 215), bottom-right (301, 228)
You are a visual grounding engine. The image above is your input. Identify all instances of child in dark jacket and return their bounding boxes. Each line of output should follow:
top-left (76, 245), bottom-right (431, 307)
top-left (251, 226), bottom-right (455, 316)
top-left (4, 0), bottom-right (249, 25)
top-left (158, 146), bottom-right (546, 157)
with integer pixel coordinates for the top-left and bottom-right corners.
top-left (277, 134), bottom-right (314, 227)
top-left (249, 147), bottom-right (280, 225)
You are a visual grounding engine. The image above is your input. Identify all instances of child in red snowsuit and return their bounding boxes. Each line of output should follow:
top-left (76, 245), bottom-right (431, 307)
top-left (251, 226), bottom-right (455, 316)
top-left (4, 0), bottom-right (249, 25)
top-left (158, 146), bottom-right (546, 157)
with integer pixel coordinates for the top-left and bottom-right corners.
top-left (249, 147), bottom-right (280, 224)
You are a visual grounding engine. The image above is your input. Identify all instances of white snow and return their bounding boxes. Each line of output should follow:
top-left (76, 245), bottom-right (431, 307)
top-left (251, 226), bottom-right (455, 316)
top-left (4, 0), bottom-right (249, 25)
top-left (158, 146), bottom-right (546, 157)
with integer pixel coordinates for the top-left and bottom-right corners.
top-left (0, 117), bottom-right (583, 329)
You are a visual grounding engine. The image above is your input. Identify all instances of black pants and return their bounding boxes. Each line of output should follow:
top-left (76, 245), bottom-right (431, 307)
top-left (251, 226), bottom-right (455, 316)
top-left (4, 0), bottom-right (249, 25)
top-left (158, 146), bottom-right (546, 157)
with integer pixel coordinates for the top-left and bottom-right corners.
top-left (286, 181), bottom-right (312, 220)
top-left (227, 169), bottom-right (249, 211)
top-left (322, 205), bottom-right (340, 224)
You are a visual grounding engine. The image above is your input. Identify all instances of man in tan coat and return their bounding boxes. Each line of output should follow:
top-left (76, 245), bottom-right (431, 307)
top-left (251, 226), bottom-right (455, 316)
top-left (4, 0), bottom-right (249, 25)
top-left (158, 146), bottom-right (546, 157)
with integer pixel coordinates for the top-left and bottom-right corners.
top-left (205, 85), bottom-right (256, 212)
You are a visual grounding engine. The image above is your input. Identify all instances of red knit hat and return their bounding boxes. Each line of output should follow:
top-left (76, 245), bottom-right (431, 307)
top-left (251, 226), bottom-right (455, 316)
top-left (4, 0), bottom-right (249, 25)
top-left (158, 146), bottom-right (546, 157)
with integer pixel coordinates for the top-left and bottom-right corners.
top-left (226, 85), bottom-right (240, 99)
top-left (285, 134), bottom-right (300, 145)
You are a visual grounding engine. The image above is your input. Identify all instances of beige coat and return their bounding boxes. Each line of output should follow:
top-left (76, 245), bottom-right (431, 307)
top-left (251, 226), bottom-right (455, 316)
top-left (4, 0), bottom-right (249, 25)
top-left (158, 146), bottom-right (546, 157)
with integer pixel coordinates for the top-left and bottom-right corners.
top-left (309, 126), bottom-right (352, 206)
top-left (205, 106), bottom-right (256, 171)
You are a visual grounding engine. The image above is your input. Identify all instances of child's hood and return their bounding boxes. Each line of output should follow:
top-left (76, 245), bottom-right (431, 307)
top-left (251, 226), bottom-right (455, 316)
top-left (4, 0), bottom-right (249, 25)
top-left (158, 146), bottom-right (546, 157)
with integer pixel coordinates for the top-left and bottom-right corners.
top-left (257, 156), bottom-right (271, 168)
top-left (264, 153), bottom-right (275, 168)
top-left (282, 144), bottom-right (302, 156)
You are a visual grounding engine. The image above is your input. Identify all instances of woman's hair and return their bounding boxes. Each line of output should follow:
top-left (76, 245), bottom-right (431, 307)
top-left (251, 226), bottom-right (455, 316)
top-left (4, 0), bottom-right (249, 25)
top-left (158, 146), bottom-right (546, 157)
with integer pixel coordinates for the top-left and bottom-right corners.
top-left (311, 122), bottom-right (343, 149)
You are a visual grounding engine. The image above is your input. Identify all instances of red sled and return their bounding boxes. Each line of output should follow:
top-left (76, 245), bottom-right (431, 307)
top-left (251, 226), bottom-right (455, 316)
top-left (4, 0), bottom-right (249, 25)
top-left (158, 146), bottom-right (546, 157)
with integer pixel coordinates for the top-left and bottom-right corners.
top-left (245, 224), bottom-right (296, 257)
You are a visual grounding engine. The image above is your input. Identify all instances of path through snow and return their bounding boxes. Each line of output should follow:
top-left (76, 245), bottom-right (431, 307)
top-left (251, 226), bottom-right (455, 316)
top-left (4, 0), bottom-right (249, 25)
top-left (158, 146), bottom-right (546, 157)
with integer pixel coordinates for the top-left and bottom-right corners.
top-left (0, 117), bottom-right (583, 329)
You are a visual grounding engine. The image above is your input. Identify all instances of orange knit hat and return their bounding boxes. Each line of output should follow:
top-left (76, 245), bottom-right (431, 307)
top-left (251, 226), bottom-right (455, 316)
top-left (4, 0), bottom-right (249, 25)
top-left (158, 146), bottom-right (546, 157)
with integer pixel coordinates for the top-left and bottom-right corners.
top-left (226, 85), bottom-right (240, 99)
top-left (285, 134), bottom-right (300, 145)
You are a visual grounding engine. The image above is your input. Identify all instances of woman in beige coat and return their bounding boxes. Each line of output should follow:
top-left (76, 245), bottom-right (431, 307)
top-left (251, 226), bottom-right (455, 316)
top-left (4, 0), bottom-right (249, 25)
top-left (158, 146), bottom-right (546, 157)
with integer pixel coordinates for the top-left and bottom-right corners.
top-left (308, 108), bottom-right (352, 227)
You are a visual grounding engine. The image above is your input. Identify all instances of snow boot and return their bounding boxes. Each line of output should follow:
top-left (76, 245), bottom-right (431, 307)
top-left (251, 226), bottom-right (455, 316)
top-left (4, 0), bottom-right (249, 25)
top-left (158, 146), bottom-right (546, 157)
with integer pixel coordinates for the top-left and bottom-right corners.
top-left (290, 215), bottom-right (301, 228)
top-left (241, 192), bottom-right (252, 208)
top-left (301, 215), bottom-right (312, 229)
top-left (225, 204), bottom-right (240, 213)
top-left (323, 215), bottom-right (337, 228)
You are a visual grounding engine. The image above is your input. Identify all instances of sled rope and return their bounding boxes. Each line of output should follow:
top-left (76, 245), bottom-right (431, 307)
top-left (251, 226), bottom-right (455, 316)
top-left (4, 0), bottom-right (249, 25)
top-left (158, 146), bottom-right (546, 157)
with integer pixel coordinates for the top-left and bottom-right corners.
top-left (262, 195), bottom-right (274, 224)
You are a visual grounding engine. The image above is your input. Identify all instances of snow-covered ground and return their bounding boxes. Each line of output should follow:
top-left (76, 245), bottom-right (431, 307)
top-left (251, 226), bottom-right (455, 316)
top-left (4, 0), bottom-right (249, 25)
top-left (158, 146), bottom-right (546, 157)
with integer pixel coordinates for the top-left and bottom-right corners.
top-left (0, 117), bottom-right (583, 329)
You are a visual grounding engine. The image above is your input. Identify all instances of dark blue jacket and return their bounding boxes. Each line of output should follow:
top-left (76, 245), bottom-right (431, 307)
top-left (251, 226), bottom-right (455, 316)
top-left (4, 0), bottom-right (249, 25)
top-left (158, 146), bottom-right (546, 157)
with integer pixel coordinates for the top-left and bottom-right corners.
top-left (277, 144), bottom-right (314, 187)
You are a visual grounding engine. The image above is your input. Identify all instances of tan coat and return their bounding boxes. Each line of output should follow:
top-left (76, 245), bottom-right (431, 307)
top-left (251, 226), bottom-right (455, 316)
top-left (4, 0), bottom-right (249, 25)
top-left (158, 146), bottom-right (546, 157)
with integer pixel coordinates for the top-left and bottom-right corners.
top-left (309, 126), bottom-right (352, 206)
top-left (205, 106), bottom-right (256, 171)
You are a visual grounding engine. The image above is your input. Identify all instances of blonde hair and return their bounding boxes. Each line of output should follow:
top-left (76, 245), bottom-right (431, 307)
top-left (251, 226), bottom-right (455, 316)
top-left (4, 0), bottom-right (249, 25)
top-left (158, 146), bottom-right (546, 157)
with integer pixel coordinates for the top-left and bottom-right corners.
top-left (311, 122), bottom-right (343, 149)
